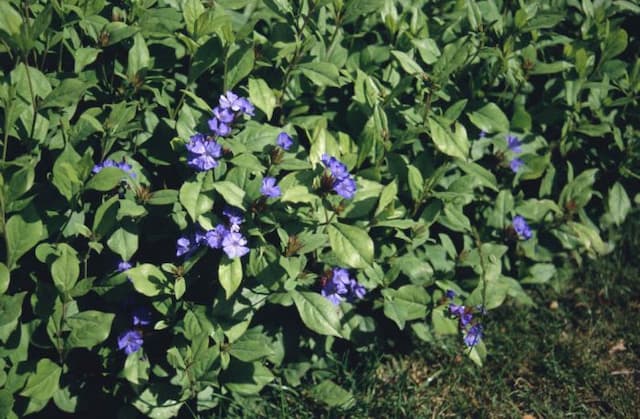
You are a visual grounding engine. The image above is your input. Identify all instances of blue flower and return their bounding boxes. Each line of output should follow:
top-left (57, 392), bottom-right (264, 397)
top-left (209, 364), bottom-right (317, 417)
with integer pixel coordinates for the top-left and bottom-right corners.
top-left (261, 177), bottom-right (281, 198)
top-left (118, 329), bottom-right (143, 355)
top-left (277, 132), bottom-right (293, 150)
top-left (219, 91), bottom-right (242, 111)
top-left (117, 260), bottom-right (132, 272)
top-left (186, 133), bottom-right (222, 171)
top-left (463, 324), bottom-right (483, 347)
top-left (449, 303), bottom-right (465, 317)
top-left (479, 130), bottom-right (486, 138)
top-left (512, 215), bottom-right (532, 240)
top-left (320, 154), bottom-right (357, 199)
top-left (333, 176), bottom-right (356, 199)
top-left (321, 268), bottom-right (366, 305)
top-left (205, 224), bottom-right (228, 249)
top-left (132, 307), bottom-right (152, 326)
top-left (321, 154), bottom-right (350, 179)
top-left (222, 231), bottom-right (250, 258)
top-left (212, 106), bottom-right (235, 124)
top-left (506, 135), bottom-right (523, 153)
top-left (509, 157), bottom-right (524, 173)
top-left (445, 289), bottom-right (456, 299)
top-left (223, 207), bottom-right (244, 230)
top-left (92, 159), bottom-right (136, 178)
top-left (176, 236), bottom-right (196, 257)
top-left (208, 117), bottom-right (232, 137)
top-left (348, 279), bottom-right (367, 301)
top-left (236, 98), bottom-right (255, 117)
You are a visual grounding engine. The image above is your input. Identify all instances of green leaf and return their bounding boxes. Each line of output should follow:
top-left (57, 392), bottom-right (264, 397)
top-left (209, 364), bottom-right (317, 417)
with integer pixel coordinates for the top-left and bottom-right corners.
top-left (222, 361), bottom-right (274, 395)
top-left (65, 310), bottom-right (115, 349)
top-left (229, 329), bottom-right (274, 362)
top-left (0, 292), bottom-right (26, 343)
top-left (291, 291), bottom-right (343, 337)
top-left (428, 117), bottom-right (469, 160)
top-left (0, 263), bottom-right (9, 294)
top-left (212, 181), bottom-right (246, 210)
top-left (297, 62), bottom-right (341, 87)
top-left (5, 207), bottom-right (44, 270)
top-left (607, 182), bottom-right (631, 227)
top-left (183, 0), bottom-right (205, 35)
top-left (133, 384), bottom-right (183, 418)
top-left (51, 245), bottom-right (79, 294)
top-left (147, 189), bottom-right (178, 205)
top-left (455, 159), bottom-right (498, 191)
top-left (180, 176), bottom-right (204, 222)
top-left (225, 45), bottom-right (254, 90)
top-left (248, 78), bottom-right (276, 120)
top-left (382, 285), bottom-right (430, 329)
top-left (19, 359), bottom-right (61, 415)
top-left (218, 256), bottom-right (243, 299)
top-left (0, 2), bottom-right (22, 37)
top-left (310, 380), bottom-right (355, 409)
top-left (85, 167), bottom-right (126, 191)
top-left (328, 223), bottom-right (374, 269)
top-left (391, 50), bottom-right (423, 75)
top-left (467, 102), bottom-right (510, 133)
top-left (40, 79), bottom-right (88, 109)
top-left (74, 47), bottom-right (101, 73)
top-left (407, 165), bottom-right (424, 201)
top-left (107, 223), bottom-right (138, 261)
top-left (127, 33), bottom-right (150, 81)
top-left (127, 264), bottom-right (169, 297)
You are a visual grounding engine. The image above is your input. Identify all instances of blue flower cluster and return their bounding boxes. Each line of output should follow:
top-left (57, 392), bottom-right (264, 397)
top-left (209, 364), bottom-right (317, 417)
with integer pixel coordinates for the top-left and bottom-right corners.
top-left (176, 207), bottom-right (250, 259)
top-left (117, 308), bottom-right (152, 355)
top-left (512, 215), bottom-right (532, 240)
top-left (277, 132), bottom-right (293, 150)
top-left (261, 177), bottom-right (281, 198)
top-left (92, 159), bottom-right (136, 178)
top-left (321, 154), bottom-right (357, 199)
top-left (446, 290), bottom-right (484, 348)
top-left (186, 91), bottom-right (255, 172)
top-left (506, 134), bottom-right (524, 173)
top-left (186, 133), bottom-right (222, 172)
top-left (208, 91), bottom-right (254, 137)
top-left (321, 268), bottom-right (366, 305)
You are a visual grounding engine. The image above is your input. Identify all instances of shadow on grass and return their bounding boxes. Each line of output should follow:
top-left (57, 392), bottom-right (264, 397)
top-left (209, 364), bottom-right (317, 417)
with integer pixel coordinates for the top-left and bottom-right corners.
top-left (220, 215), bottom-right (640, 418)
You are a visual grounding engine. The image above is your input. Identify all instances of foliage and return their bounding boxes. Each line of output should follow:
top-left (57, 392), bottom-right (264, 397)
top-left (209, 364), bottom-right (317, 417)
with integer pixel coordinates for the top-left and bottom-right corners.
top-left (0, 0), bottom-right (638, 416)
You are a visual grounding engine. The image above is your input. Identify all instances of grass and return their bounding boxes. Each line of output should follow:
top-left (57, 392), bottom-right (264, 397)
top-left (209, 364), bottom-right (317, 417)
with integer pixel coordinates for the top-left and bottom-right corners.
top-left (220, 215), bottom-right (640, 418)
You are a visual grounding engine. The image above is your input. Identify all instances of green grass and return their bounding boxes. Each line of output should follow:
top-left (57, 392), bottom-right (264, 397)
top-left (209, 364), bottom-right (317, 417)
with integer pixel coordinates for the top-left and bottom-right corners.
top-left (219, 215), bottom-right (640, 418)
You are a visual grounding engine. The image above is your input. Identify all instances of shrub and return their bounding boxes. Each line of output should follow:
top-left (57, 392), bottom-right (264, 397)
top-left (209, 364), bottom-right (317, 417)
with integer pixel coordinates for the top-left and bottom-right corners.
top-left (0, 0), bottom-right (637, 415)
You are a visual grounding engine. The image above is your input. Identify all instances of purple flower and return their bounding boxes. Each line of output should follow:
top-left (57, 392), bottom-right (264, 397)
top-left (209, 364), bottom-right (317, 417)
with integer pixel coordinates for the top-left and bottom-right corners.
top-left (333, 177), bottom-right (357, 199)
top-left (118, 329), bottom-right (143, 355)
top-left (222, 231), bottom-right (250, 258)
top-left (132, 307), bottom-right (152, 326)
top-left (176, 236), bottom-right (196, 257)
top-left (321, 268), bottom-right (365, 305)
top-left (92, 159), bottom-right (136, 178)
top-left (512, 215), bottom-right (532, 240)
top-left (118, 260), bottom-right (132, 272)
top-left (463, 324), bottom-right (483, 347)
top-left (445, 289), bottom-right (456, 299)
top-left (460, 312), bottom-right (473, 327)
top-left (509, 158), bottom-right (524, 173)
top-left (506, 135), bottom-right (522, 153)
top-left (205, 224), bottom-right (228, 249)
top-left (277, 132), bottom-right (293, 150)
top-left (449, 303), bottom-right (466, 317)
top-left (219, 91), bottom-right (242, 111)
top-left (321, 154), bottom-right (350, 179)
top-left (479, 130), bottom-right (486, 138)
top-left (348, 279), bottom-right (367, 301)
top-left (213, 106), bottom-right (235, 124)
top-left (236, 98), bottom-right (255, 117)
top-left (321, 154), bottom-right (357, 199)
top-left (261, 177), bottom-right (281, 198)
top-left (208, 117), bottom-right (232, 137)
top-left (186, 133), bottom-right (222, 171)
top-left (223, 207), bottom-right (244, 230)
